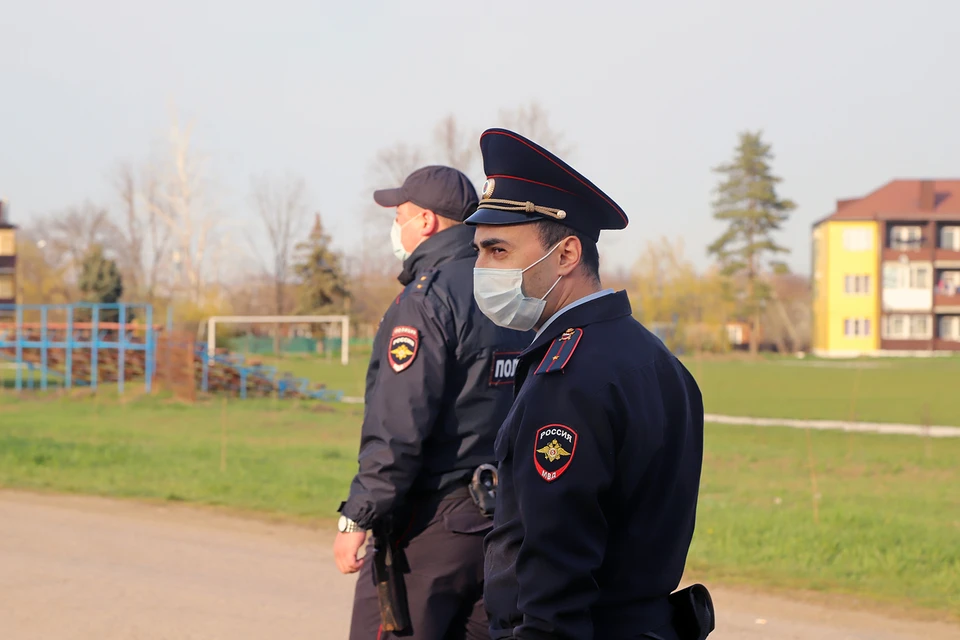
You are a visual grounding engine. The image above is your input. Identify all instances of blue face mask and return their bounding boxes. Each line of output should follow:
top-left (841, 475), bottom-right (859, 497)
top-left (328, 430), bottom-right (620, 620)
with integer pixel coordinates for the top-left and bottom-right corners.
top-left (472, 241), bottom-right (563, 332)
top-left (390, 216), bottom-right (418, 262)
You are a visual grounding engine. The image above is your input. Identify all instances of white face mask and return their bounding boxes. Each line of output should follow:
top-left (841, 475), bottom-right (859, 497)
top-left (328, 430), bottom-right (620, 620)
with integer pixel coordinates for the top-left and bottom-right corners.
top-left (390, 216), bottom-right (419, 262)
top-left (473, 241), bottom-right (564, 332)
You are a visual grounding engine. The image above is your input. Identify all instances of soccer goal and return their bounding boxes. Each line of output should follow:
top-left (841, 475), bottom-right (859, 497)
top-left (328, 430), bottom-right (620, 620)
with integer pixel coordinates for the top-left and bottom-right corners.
top-left (203, 315), bottom-right (351, 365)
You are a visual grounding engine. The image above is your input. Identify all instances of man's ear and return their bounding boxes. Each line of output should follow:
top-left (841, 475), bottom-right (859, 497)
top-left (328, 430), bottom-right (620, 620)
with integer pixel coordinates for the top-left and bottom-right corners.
top-left (556, 236), bottom-right (582, 277)
top-left (421, 210), bottom-right (439, 235)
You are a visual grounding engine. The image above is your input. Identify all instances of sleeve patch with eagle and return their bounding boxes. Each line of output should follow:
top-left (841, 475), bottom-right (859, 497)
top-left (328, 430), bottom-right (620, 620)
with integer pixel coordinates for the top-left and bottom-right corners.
top-left (533, 424), bottom-right (578, 483)
top-left (388, 326), bottom-right (419, 373)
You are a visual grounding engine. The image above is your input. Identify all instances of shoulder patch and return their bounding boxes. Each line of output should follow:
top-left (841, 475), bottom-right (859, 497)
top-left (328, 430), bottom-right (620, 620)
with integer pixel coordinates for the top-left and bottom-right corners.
top-left (534, 424), bottom-right (578, 482)
top-left (489, 351), bottom-right (522, 386)
top-left (534, 328), bottom-right (583, 375)
top-left (388, 326), bottom-right (419, 372)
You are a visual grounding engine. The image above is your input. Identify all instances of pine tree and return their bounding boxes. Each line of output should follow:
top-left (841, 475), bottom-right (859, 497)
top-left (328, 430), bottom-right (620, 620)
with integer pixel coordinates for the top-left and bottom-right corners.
top-left (78, 245), bottom-right (124, 322)
top-left (293, 214), bottom-right (350, 314)
top-left (708, 131), bottom-right (796, 355)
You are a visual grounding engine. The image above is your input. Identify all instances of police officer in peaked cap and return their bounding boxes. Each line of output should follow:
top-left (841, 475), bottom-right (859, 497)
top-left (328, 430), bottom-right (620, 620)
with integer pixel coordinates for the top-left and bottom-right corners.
top-left (465, 130), bottom-right (715, 640)
top-left (334, 165), bottom-right (532, 639)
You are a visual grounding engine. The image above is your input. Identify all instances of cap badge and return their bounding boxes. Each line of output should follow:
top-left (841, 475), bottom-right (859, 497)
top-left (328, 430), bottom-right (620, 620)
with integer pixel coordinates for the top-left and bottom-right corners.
top-left (481, 178), bottom-right (496, 200)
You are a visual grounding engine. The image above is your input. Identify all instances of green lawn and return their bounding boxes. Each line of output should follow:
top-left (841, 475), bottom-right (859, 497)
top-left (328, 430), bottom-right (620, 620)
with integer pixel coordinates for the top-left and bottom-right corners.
top-left (685, 355), bottom-right (960, 426)
top-left (1, 392), bottom-right (957, 618)
top-left (9, 346), bottom-right (960, 425)
top-left (246, 352), bottom-right (960, 426)
top-left (239, 352), bottom-right (369, 398)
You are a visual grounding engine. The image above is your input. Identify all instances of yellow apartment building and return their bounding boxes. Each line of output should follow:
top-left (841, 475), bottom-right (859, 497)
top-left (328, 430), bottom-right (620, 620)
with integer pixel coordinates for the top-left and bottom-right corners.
top-left (812, 180), bottom-right (960, 356)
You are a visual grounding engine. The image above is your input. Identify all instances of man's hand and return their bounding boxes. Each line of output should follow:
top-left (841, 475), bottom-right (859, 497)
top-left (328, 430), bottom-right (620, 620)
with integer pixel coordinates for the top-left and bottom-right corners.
top-left (334, 530), bottom-right (368, 574)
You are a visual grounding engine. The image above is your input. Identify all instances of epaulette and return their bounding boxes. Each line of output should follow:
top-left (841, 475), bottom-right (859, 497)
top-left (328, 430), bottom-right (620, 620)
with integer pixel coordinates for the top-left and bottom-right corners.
top-left (396, 269), bottom-right (440, 304)
top-left (534, 327), bottom-right (583, 375)
top-left (411, 268), bottom-right (440, 296)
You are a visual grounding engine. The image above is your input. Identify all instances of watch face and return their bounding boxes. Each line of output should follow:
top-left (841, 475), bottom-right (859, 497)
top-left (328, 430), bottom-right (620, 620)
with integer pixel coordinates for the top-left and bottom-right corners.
top-left (337, 515), bottom-right (347, 532)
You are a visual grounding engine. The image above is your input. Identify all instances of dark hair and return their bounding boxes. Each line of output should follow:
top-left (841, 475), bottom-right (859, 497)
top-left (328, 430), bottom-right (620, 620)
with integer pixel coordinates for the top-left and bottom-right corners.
top-left (534, 220), bottom-right (600, 283)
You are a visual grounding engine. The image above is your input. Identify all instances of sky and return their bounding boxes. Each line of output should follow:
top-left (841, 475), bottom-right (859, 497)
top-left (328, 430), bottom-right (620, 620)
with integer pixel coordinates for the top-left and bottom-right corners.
top-left (3, 0), bottom-right (959, 278)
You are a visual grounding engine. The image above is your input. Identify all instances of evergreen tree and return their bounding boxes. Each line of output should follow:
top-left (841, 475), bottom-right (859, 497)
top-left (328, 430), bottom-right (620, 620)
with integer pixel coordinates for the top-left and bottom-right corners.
top-left (79, 244), bottom-right (124, 322)
top-left (293, 214), bottom-right (350, 314)
top-left (708, 131), bottom-right (796, 355)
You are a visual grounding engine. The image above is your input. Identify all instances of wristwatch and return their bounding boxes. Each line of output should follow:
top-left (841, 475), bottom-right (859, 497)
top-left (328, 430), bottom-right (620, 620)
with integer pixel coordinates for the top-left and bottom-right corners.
top-left (338, 514), bottom-right (363, 533)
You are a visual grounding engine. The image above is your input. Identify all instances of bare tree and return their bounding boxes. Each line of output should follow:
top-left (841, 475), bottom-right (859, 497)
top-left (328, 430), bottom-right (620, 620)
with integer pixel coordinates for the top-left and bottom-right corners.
top-left (249, 172), bottom-right (310, 315)
top-left (144, 116), bottom-right (220, 304)
top-left (497, 101), bottom-right (572, 156)
top-left (432, 114), bottom-right (479, 176)
top-left (35, 203), bottom-right (121, 296)
top-left (113, 161), bottom-right (173, 302)
top-left (369, 142), bottom-right (425, 187)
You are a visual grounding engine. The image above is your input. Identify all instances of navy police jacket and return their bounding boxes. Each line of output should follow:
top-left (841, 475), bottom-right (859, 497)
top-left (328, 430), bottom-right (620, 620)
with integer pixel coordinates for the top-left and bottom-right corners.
top-left (341, 224), bottom-right (532, 530)
top-left (484, 290), bottom-right (705, 640)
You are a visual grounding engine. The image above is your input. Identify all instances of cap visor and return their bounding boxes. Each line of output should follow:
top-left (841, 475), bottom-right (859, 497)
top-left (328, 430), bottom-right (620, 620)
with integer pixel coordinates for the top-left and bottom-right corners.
top-left (464, 207), bottom-right (542, 227)
top-left (373, 188), bottom-right (406, 208)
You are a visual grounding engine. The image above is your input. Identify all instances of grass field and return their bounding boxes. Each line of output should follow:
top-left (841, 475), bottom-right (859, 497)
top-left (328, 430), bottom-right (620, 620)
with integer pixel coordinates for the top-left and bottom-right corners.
top-left (7, 349), bottom-right (960, 425)
top-left (245, 352), bottom-right (960, 426)
top-left (1, 392), bottom-right (957, 618)
top-left (688, 355), bottom-right (960, 426)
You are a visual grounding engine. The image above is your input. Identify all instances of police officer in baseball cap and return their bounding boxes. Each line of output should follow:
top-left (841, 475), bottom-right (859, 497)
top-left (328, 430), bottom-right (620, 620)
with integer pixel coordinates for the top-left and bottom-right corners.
top-left (335, 165), bottom-right (531, 639)
top-left (466, 129), bottom-right (715, 640)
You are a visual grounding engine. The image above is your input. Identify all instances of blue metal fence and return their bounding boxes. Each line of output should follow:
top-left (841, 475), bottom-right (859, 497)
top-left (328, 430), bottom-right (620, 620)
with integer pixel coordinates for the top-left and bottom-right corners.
top-left (0, 302), bottom-right (155, 394)
top-left (0, 302), bottom-right (344, 401)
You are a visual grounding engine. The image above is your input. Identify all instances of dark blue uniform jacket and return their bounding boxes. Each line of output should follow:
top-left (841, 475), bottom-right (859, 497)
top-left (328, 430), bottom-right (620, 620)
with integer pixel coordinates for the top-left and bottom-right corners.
top-left (484, 290), bottom-right (705, 640)
top-left (342, 224), bottom-right (532, 529)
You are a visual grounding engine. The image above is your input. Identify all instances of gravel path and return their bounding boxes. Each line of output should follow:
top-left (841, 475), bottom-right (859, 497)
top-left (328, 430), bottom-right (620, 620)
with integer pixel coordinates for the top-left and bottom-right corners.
top-left (0, 491), bottom-right (955, 640)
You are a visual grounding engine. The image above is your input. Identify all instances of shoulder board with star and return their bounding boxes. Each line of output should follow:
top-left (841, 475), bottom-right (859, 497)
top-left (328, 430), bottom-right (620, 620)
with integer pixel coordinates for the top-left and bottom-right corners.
top-left (396, 269), bottom-right (440, 304)
top-left (534, 327), bottom-right (583, 375)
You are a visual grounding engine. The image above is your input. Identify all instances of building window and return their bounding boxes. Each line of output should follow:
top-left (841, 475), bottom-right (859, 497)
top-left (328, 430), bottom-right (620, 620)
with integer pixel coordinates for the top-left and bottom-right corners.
top-left (883, 263), bottom-right (932, 289)
top-left (890, 225), bottom-right (923, 250)
top-left (910, 315), bottom-right (931, 338)
top-left (0, 274), bottom-right (14, 299)
top-left (883, 314), bottom-right (932, 339)
top-left (0, 230), bottom-right (14, 256)
top-left (941, 226), bottom-right (960, 251)
top-left (844, 274), bottom-right (871, 295)
top-left (842, 228), bottom-right (873, 252)
top-left (940, 316), bottom-right (960, 341)
top-left (843, 318), bottom-right (871, 337)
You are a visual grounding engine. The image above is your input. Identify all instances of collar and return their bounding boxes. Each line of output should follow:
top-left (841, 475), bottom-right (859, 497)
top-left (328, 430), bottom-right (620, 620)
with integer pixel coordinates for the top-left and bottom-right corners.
top-left (398, 224), bottom-right (476, 286)
top-left (522, 289), bottom-right (634, 357)
top-left (533, 289), bottom-right (616, 342)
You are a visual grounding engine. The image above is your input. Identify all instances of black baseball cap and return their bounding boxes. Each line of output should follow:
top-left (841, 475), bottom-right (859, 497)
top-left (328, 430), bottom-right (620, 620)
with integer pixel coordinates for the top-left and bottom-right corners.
top-left (373, 165), bottom-right (479, 222)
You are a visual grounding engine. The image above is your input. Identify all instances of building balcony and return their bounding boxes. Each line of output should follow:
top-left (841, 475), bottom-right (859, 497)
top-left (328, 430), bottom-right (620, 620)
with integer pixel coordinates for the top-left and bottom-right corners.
top-left (0, 255), bottom-right (15, 270)
top-left (934, 248), bottom-right (960, 263)
top-left (882, 246), bottom-right (929, 262)
top-left (882, 288), bottom-right (932, 312)
top-left (934, 293), bottom-right (960, 311)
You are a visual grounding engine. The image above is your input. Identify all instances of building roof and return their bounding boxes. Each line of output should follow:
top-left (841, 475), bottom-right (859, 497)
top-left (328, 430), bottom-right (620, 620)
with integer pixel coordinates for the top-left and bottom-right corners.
top-left (814, 179), bottom-right (960, 227)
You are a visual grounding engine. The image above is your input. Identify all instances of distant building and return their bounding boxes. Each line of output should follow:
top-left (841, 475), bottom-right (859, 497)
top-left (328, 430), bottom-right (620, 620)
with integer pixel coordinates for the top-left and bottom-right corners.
top-left (0, 200), bottom-right (16, 307)
top-left (812, 179), bottom-right (960, 356)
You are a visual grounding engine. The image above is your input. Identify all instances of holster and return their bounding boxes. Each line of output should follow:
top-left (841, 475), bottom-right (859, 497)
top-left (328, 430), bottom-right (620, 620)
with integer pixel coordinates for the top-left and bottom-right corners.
top-left (467, 463), bottom-right (498, 518)
top-left (371, 523), bottom-right (411, 633)
top-left (668, 583), bottom-right (715, 640)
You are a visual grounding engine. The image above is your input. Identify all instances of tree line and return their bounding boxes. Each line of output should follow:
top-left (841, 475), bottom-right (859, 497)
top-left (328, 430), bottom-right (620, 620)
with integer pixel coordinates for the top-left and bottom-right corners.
top-left (14, 105), bottom-right (808, 354)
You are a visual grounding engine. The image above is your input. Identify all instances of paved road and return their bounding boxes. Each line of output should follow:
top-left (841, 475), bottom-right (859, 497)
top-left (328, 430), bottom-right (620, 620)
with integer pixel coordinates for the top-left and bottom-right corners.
top-left (0, 491), bottom-right (956, 640)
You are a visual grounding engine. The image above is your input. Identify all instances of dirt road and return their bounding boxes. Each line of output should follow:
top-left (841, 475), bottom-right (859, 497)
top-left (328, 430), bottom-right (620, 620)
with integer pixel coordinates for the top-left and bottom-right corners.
top-left (0, 491), bottom-right (955, 640)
